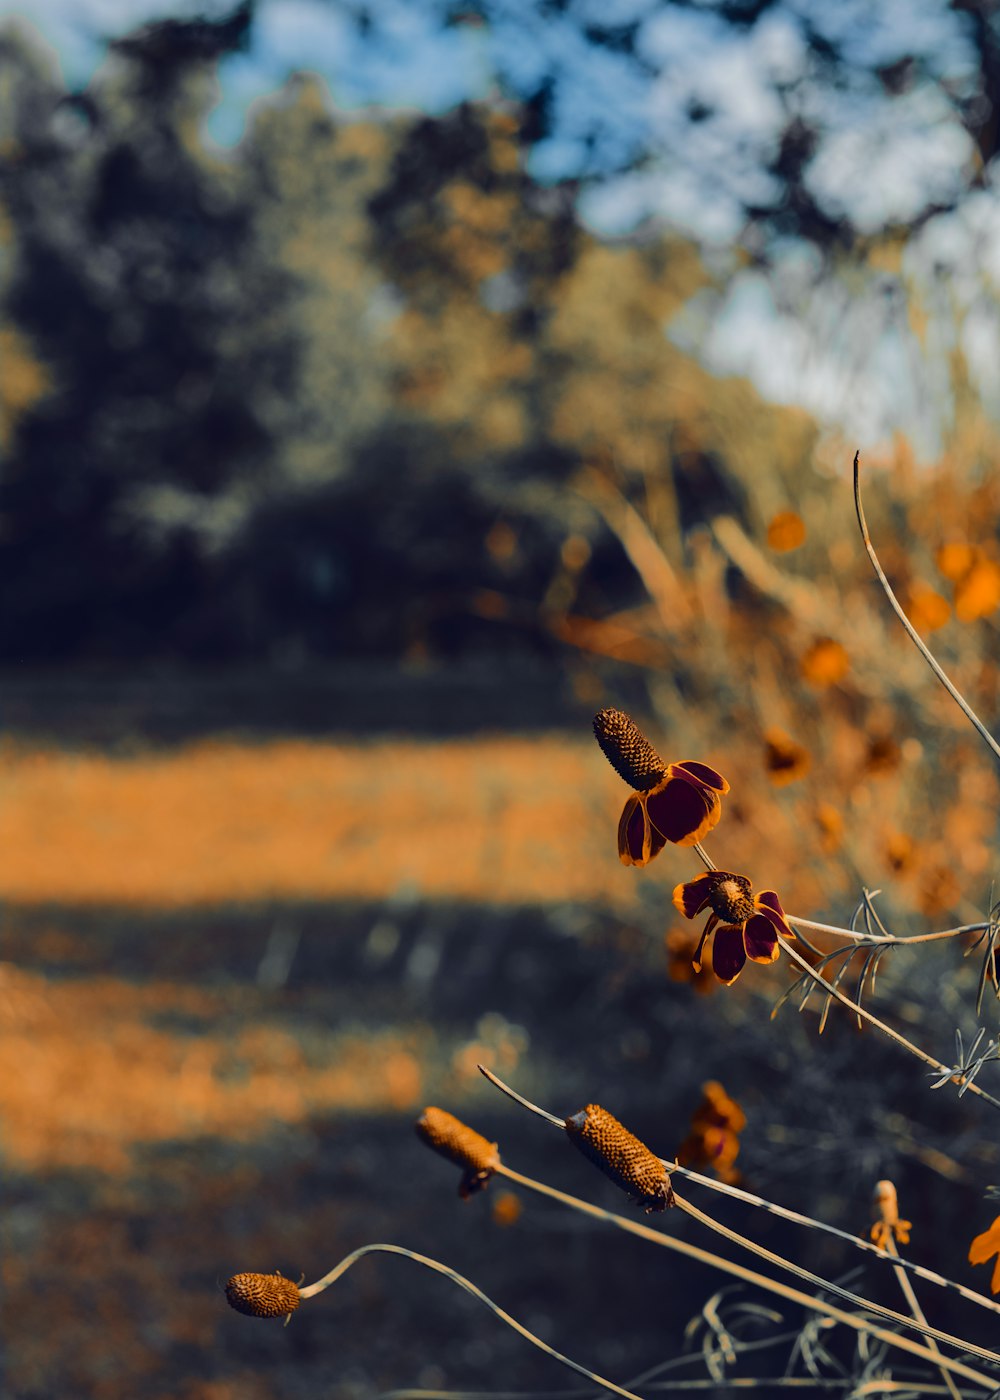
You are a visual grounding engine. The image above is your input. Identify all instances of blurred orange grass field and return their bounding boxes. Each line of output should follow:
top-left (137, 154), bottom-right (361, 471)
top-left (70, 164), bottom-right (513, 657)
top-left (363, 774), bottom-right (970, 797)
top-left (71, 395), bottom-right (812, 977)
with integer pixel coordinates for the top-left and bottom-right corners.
top-left (0, 735), bottom-right (634, 907)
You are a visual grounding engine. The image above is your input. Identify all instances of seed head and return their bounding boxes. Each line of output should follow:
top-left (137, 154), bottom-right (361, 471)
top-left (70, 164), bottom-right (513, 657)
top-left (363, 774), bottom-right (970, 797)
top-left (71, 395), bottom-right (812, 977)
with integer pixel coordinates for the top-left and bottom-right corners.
top-left (593, 709), bottom-right (667, 792)
top-left (565, 1103), bottom-right (674, 1212)
top-left (225, 1271), bottom-right (301, 1319)
top-left (709, 875), bottom-right (756, 924)
top-left (416, 1106), bottom-right (500, 1198)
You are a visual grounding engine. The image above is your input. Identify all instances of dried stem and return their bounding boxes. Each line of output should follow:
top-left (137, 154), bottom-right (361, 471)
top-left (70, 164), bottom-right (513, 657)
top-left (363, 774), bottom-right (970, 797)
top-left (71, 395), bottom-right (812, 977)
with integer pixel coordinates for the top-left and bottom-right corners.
top-left (298, 1243), bottom-right (646, 1400)
top-left (853, 450), bottom-right (1000, 766)
top-left (776, 937), bottom-right (1000, 1112)
top-left (478, 1066), bottom-right (1000, 1330)
top-left (494, 1164), bottom-right (998, 1391)
top-left (883, 1231), bottom-right (962, 1400)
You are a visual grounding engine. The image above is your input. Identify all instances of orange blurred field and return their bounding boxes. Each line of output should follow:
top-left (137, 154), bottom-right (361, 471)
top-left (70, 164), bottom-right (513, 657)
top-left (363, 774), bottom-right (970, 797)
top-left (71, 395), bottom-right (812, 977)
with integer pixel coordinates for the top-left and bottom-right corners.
top-left (0, 735), bottom-right (631, 907)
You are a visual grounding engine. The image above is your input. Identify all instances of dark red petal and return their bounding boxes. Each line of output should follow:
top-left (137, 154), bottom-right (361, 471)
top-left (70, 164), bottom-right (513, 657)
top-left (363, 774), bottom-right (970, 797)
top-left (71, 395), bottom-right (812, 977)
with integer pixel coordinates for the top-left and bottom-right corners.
top-left (712, 924), bottom-right (747, 985)
top-left (647, 816), bottom-right (667, 863)
top-left (618, 795), bottom-right (646, 866)
top-left (754, 890), bottom-right (794, 939)
top-left (672, 760), bottom-right (730, 795)
top-left (647, 777), bottom-right (715, 846)
top-left (692, 915), bottom-right (718, 971)
top-left (673, 873), bottom-right (718, 920)
top-left (743, 913), bottom-right (780, 964)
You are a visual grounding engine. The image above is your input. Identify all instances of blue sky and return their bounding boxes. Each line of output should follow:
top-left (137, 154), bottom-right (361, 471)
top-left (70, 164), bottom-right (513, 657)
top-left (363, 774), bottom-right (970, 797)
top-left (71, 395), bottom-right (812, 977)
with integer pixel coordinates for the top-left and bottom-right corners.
top-left (1, 0), bottom-right (997, 453)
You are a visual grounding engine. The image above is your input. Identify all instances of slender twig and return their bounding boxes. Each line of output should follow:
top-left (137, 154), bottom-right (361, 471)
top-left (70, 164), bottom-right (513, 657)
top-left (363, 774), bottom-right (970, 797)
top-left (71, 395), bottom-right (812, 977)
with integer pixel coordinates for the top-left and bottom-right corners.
top-left (853, 449), bottom-right (1000, 765)
top-left (787, 916), bottom-right (990, 948)
top-left (299, 1244), bottom-right (646, 1400)
top-left (477, 1066), bottom-right (1000, 1321)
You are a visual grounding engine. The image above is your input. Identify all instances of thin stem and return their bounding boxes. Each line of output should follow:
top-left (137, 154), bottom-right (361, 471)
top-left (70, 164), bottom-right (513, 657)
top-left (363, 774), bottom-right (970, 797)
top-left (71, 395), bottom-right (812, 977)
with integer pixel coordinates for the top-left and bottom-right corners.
top-left (478, 1067), bottom-right (1000, 1321)
top-left (787, 916), bottom-right (990, 948)
top-left (883, 1232), bottom-right (962, 1400)
top-left (495, 1164), bottom-right (998, 1391)
top-left (299, 1244), bottom-right (646, 1400)
top-left (671, 1191), bottom-right (997, 1370)
top-left (668, 1161), bottom-right (1000, 1320)
top-left (853, 449), bottom-right (1000, 766)
top-left (777, 936), bottom-right (1000, 1112)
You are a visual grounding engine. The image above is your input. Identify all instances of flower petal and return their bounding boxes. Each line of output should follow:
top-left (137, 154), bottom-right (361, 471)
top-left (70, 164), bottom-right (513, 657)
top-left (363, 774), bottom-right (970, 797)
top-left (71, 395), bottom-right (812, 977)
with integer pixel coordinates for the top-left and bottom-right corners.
top-left (711, 924), bottom-right (747, 985)
top-left (672, 872), bottom-right (719, 920)
top-left (969, 1217), bottom-right (1000, 1266)
top-left (671, 760), bottom-right (730, 795)
top-left (754, 890), bottom-right (794, 940)
top-left (647, 815), bottom-right (667, 863)
top-left (743, 913), bottom-right (780, 964)
top-left (618, 795), bottom-right (646, 866)
top-left (618, 795), bottom-right (667, 866)
top-left (647, 776), bottom-right (718, 846)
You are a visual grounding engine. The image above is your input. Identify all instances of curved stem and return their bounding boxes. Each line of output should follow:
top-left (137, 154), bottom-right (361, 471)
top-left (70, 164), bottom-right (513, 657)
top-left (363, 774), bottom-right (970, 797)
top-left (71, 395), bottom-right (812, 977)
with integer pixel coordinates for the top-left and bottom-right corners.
top-left (299, 1243), bottom-right (646, 1400)
top-left (853, 449), bottom-right (1000, 765)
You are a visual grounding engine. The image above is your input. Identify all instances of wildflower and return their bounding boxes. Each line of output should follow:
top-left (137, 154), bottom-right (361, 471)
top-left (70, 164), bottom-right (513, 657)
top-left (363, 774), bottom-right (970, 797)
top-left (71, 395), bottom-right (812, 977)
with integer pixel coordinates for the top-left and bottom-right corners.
top-left (936, 541), bottom-right (975, 582)
top-left (677, 1081), bottom-right (746, 1185)
top-left (800, 637), bottom-right (850, 687)
top-left (884, 830), bottom-right (916, 874)
top-left (226, 1271), bottom-right (301, 1320)
top-left (870, 1179), bottom-right (911, 1249)
top-left (565, 1102), bottom-right (674, 1211)
top-left (593, 708), bottom-right (729, 865)
top-left (766, 510), bottom-right (806, 552)
top-left (673, 870), bottom-right (793, 985)
top-left (491, 1190), bottom-right (522, 1227)
top-left (763, 727), bottom-right (811, 786)
top-left (863, 734), bottom-right (901, 777)
top-left (814, 803), bottom-right (843, 854)
top-left (907, 584), bottom-right (950, 633)
top-left (955, 555), bottom-right (1000, 622)
top-left (968, 1214), bottom-right (1000, 1294)
top-left (415, 1107), bottom-right (500, 1198)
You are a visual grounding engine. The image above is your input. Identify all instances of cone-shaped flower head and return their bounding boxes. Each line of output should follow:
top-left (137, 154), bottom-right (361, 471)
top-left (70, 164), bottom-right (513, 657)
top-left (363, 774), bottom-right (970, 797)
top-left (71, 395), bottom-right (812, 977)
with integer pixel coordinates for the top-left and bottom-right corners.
top-left (673, 870), bottom-right (793, 985)
top-left (416, 1106), bottom-right (500, 1198)
top-left (226, 1271), bottom-right (301, 1319)
top-left (593, 709), bottom-right (729, 865)
top-left (565, 1102), bottom-right (674, 1212)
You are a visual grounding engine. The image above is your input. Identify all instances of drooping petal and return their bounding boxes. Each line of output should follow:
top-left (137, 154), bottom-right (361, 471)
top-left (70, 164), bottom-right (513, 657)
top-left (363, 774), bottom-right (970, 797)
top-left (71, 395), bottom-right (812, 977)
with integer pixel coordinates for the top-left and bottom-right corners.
top-left (672, 872), bottom-right (719, 920)
top-left (691, 915), bottom-right (717, 972)
top-left (711, 924), bottom-right (747, 985)
top-left (618, 795), bottom-right (646, 865)
top-left (671, 760), bottom-right (730, 795)
top-left (743, 913), bottom-right (780, 964)
top-left (646, 806), bottom-right (667, 863)
top-left (754, 890), bottom-right (794, 940)
top-left (646, 775), bottom-right (717, 846)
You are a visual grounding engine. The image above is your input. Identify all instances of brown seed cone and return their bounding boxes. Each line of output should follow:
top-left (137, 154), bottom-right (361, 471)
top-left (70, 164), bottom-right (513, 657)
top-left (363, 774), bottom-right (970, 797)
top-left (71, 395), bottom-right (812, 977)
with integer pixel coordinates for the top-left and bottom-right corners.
top-left (416, 1107), bottom-right (500, 1197)
top-left (565, 1104), bottom-right (674, 1212)
top-left (225, 1271), bottom-right (301, 1319)
top-left (593, 709), bottom-right (667, 792)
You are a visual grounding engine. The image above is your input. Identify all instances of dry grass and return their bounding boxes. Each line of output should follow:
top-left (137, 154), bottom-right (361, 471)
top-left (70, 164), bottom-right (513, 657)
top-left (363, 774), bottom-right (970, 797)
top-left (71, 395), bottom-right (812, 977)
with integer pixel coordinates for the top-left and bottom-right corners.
top-left (0, 963), bottom-right (428, 1176)
top-left (0, 736), bottom-right (633, 907)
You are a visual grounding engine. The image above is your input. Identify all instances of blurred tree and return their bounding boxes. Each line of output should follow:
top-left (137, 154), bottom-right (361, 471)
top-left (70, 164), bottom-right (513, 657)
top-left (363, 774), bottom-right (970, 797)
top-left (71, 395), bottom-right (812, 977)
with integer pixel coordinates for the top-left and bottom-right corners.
top-left (0, 4), bottom-right (305, 659)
